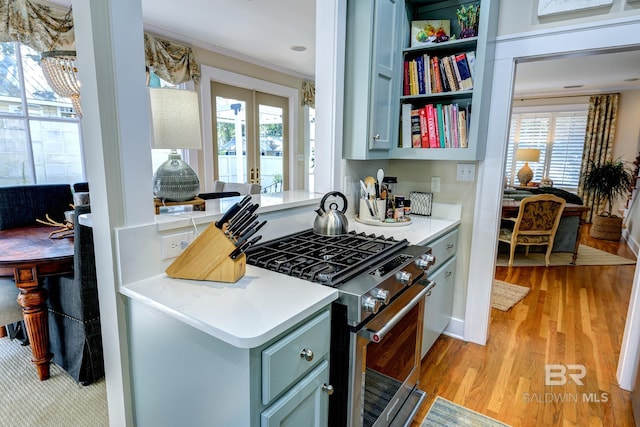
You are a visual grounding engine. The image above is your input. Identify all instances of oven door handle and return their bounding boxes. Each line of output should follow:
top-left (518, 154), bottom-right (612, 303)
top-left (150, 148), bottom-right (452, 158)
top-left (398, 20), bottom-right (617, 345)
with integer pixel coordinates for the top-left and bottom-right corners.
top-left (359, 280), bottom-right (435, 343)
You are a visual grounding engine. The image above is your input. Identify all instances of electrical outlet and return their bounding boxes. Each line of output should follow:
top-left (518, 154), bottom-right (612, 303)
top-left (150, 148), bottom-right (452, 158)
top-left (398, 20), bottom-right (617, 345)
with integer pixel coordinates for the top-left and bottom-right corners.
top-left (431, 176), bottom-right (441, 193)
top-left (161, 231), bottom-right (194, 260)
top-left (456, 163), bottom-right (476, 182)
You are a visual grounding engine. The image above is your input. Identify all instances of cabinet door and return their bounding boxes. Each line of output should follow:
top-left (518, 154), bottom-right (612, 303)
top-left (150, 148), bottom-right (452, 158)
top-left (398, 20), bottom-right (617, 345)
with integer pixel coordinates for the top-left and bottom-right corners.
top-left (422, 256), bottom-right (456, 358)
top-left (370, 0), bottom-right (401, 151)
top-left (261, 360), bottom-right (330, 427)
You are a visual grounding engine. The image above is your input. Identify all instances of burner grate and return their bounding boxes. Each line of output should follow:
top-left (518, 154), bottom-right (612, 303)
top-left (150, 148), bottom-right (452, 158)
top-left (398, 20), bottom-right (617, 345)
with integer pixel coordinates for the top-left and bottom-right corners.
top-left (245, 229), bottom-right (408, 286)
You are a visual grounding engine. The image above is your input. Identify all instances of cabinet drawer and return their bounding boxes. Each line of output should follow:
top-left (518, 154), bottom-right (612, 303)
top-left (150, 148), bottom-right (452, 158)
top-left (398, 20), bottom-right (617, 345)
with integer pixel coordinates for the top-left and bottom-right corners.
top-left (427, 228), bottom-right (458, 272)
top-left (262, 310), bottom-right (331, 405)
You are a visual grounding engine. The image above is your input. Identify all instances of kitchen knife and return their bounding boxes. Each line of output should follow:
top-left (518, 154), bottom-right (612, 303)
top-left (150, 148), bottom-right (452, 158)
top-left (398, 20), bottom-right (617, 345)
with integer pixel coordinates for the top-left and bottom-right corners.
top-left (215, 195), bottom-right (252, 229)
top-left (234, 218), bottom-right (259, 240)
top-left (222, 195), bottom-right (254, 225)
top-left (226, 203), bottom-right (259, 234)
top-left (234, 220), bottom-right (267, 247)
top-left (229, 235), bottom-right (263, 260)
top-left (227, 207), bottom-right (259, 236)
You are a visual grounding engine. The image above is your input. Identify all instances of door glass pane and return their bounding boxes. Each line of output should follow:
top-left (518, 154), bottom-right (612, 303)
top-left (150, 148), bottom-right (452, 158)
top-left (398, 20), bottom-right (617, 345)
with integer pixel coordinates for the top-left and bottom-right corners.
top-left (216, 96), bottom-right (246, 183)
top-left (0, 44), bottom-right (23, 116)
top-left (0, 118), bottom-right (32, 185)
top-left (259, 104), bottom-right (283, 192)
top-left (29, 120), bottom-right (83, 184)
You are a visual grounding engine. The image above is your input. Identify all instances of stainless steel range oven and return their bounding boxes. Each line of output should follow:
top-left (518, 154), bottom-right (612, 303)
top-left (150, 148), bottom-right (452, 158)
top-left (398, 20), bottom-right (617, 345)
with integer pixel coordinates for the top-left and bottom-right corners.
top-left (245, 229), bottom-right (435, 427)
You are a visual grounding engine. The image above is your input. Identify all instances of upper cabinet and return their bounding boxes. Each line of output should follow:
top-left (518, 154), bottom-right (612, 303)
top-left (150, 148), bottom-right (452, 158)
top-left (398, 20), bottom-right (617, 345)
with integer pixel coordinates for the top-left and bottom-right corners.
top-left (343, 0), bottom-right (404, 160)
top-left (342, 0), bottom-right (499, 161)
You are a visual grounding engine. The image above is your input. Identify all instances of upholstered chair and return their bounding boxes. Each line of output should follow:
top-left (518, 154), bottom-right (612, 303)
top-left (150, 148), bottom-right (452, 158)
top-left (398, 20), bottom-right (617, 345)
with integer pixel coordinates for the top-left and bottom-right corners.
top-left (499, 194), bottom-right (566, 267)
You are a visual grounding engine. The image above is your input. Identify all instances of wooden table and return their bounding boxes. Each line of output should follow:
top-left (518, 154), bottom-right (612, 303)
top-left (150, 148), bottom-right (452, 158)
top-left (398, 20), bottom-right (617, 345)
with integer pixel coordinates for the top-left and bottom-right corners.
top-left (0, 225), bottom-right (74, 380)
top-left (501, 200), bottom-right (590, 265)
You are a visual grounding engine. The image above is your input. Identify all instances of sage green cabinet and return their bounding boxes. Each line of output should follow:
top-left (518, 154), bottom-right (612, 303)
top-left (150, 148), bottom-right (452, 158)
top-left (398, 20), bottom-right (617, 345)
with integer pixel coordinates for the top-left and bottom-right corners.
top-left (343, 0), bottom-right (404, 159)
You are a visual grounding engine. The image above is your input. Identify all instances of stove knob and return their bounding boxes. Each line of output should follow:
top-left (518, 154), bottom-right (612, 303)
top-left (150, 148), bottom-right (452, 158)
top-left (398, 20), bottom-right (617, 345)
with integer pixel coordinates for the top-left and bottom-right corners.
top-left (372, 288), bottom-right (390, 305)
top-left (415, 253), bottom-right (436, 270)
top-left (362, 295), bottom-right (381, 314)
top-left (395, 271), bottom-right (412, 286)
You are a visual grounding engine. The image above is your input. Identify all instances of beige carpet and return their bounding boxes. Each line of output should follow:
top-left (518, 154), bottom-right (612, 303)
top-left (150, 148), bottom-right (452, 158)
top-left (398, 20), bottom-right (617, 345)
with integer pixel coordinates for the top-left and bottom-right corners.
top-left (496, 244), bottom-right (637, 267)
top-left (491, 280), bottom-right (530, 311)
top-left (0, 336), bottom-right (108, 427)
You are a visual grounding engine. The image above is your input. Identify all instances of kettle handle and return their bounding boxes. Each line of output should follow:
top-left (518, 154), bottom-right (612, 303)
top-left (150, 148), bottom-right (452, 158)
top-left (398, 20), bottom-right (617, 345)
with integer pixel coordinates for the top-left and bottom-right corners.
top-left (320, 191), bottom-right (348, 214)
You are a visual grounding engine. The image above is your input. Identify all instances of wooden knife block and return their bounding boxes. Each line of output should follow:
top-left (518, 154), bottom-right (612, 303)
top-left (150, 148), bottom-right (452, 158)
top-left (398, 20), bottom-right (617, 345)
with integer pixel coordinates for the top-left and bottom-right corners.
top-left (165, 223), bottom-right (246, 283)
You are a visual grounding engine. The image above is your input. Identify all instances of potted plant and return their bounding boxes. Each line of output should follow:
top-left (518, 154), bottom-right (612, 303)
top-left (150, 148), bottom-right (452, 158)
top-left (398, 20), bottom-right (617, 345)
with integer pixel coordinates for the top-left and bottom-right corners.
top-left (582, 158), bottom-right (634, 240)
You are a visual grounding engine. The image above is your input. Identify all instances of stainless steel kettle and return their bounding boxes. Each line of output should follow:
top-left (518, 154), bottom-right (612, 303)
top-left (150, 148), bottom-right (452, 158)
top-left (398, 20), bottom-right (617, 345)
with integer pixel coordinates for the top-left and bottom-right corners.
top-left (313, 191), bottom-right (349, 236)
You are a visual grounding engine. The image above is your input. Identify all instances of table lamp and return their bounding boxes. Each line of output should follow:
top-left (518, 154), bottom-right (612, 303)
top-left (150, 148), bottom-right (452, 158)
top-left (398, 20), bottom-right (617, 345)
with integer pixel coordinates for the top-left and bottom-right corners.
top-left (515, 148), bottom-right (540, 186)
top-left (149, 88), bottom-right (202, 202)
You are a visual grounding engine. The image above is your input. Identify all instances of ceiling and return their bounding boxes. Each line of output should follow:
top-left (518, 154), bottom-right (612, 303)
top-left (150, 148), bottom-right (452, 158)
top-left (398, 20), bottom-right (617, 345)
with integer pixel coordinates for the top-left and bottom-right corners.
top-left (52, 0), bottom-right (640, 95)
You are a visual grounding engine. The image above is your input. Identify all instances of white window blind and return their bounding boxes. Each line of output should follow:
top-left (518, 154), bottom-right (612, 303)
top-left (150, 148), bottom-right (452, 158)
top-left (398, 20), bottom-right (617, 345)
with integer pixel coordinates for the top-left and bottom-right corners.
top-left (506, 107), bottom-right (588, 191)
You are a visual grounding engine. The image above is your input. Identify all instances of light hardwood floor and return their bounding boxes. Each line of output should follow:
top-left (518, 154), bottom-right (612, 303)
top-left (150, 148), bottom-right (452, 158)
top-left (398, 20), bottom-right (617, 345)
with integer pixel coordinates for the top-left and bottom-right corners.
top-left (411, 225), bottom-right (638, 426)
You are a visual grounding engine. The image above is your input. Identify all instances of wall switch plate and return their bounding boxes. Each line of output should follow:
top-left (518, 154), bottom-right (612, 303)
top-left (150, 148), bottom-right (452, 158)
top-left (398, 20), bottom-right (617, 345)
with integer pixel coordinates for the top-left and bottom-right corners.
top-left (456, 163), bottom-right (476, 182)
top-left (161, 231), bottom-right (194, 260)
top-left (431, 176), bottom-right (441, 193)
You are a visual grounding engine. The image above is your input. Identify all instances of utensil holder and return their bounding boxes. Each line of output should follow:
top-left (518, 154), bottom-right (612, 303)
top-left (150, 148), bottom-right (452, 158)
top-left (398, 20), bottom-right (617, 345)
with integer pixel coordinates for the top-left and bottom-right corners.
top-left (359, 199), bottom-right (385, 221)
top-left (165, 223), bottom-right (246, 283)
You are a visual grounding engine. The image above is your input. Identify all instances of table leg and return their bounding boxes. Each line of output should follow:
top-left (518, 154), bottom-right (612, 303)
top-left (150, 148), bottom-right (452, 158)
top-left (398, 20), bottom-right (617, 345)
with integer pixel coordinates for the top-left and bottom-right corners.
top-left (571, 215), bottom-right (587, 265)
top-left (14, 265), bottom-right (52, 381)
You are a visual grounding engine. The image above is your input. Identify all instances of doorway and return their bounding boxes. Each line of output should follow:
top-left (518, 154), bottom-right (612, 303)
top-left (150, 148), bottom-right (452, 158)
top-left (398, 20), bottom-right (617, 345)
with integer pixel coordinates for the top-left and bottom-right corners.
top-left (211, 81), bottom-right (289, 191)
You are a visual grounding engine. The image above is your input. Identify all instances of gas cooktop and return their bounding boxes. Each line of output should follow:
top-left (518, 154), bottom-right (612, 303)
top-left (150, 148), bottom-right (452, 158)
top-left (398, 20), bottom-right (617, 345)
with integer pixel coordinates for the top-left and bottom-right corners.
top-left (244, 229), bottom-right (408, 287)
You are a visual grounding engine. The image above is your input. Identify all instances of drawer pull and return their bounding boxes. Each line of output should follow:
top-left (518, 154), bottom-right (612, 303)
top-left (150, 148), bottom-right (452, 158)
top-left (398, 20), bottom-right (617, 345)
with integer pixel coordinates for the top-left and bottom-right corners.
top-left (300, 348), bottom-right (314, 362)
top-left (445, 271), bottom-right (452, 278)
top-left (322, 384), bottom-right (334, 395)
top-left (446, 243), bottom-right (455, 249)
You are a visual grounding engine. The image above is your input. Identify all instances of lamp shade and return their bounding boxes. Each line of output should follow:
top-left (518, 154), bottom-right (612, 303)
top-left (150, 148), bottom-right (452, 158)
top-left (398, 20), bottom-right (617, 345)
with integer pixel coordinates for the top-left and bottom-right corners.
top-left (515, 148), bottom-right (540, 163)
top-left (149, 88), bottom-right (203, 150)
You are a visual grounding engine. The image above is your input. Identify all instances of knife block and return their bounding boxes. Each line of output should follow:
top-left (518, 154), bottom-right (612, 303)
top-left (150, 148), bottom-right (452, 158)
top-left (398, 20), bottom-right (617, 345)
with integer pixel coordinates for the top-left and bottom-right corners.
top-left (165, 223), bottom-right (246, 283)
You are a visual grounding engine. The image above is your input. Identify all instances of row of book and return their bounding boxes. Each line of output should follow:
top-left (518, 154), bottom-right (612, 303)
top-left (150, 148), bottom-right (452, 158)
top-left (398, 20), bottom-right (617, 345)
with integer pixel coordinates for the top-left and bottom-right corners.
top-left (401, 103), bottom-right (471, 149)
top-left (403, 51), bottom-right (476, 96)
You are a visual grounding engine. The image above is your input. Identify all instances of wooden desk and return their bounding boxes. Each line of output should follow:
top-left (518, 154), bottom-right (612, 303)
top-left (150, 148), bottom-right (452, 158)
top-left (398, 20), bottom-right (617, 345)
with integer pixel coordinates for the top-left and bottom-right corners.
top-left (501, 200), bottom-right (590, 265)
top-left (0, 226), bottom-right (74, 380)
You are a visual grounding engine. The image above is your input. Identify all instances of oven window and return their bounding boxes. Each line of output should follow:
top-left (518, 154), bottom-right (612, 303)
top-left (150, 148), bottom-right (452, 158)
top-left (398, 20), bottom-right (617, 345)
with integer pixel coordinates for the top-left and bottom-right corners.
top-left (363, 303), bottom-right (420, 426)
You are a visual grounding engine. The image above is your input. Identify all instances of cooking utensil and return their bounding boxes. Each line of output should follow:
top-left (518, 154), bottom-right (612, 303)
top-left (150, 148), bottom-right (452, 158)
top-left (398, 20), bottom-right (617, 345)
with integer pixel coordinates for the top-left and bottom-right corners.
top-left (377, 169), bottom-right (384, 198)
top-left (313, 191), bottom-right (349, 236)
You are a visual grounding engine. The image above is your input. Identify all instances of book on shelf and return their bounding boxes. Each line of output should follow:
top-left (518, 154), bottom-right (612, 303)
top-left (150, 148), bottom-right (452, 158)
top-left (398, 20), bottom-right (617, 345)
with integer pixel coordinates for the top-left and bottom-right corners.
top-left (436, 104), bottom-right (445, 148)
top-left (438, 59), bottom-right (450, 93)
top-left (416, 55), bottom-right (426, 95)
top-left (401, 103), bottom-right (412, 148)
top-left (430, 57), bottom-right (443, 93)
top-left (441, 56), bottom-right (459, 92)
top-left (409, 60), bottom-right (419, 96)
top-left (450, 55), bottom-right (463, 91)
top-left (465, 51), bottom-right (476, 82)
top-left (455, 53), bottom-right (473, 90)
top-left (426, 104), bottom-right (438, 148)
top-left (412, 108), bottom-right (423, 148)
top-left (423, 54), bottom-right (431, 95)
top-left (403, 61), bottom-right (410, 96)
top-left (419, 107), bottom-right (429, 148)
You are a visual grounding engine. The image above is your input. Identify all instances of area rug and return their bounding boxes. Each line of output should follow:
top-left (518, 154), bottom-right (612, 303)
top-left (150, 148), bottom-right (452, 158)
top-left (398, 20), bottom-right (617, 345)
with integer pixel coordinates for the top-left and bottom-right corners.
top-left (491, 280), bottom-right (530, 311)
top-left (496, 244), bottom-right (637, 267)
top-left (0, 337), bottom-right (108, 427)
top-left (421, 396), bottom-right (510, 426)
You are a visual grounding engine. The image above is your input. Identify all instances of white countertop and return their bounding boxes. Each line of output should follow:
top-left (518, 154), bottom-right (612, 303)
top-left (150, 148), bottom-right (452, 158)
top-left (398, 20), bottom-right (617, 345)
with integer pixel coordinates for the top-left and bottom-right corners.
top-left (155, 191), bottom-right (322, 231)
top-left (121, 266), bottom-right (338, 349)
top-left (119, 195), bottom-right (461, 349)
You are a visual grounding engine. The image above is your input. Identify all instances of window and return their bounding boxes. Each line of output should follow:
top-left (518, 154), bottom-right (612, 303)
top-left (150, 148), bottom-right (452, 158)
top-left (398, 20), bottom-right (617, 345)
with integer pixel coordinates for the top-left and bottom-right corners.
top-left (505, 105), bottom-right (588, 191)
top-left (0, 42), bottom-right (83, 186)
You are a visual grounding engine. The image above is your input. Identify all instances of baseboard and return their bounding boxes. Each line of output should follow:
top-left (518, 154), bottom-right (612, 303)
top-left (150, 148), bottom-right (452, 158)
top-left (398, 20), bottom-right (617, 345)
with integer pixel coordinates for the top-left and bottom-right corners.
top-left (443, 317), bottom-right (465, 341)
top-left (622, 229), bottom-right (639, 257)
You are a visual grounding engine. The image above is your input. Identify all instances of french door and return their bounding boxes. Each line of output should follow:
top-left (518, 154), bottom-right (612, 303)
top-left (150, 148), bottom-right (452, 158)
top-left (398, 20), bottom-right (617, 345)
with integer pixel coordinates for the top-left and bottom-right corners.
top-left (211, 82), bottom-right (288, 192)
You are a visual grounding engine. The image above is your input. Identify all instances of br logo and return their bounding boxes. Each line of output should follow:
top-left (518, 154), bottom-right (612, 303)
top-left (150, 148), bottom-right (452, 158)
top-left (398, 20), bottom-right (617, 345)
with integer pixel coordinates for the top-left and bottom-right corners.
top-left (545, 364), bottom-right (586, 386)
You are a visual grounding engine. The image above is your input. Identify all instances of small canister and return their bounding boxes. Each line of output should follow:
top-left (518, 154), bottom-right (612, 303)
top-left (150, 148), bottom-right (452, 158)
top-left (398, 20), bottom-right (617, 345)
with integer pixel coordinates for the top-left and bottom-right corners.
top-left (393, 196), bottom-right (405, 220)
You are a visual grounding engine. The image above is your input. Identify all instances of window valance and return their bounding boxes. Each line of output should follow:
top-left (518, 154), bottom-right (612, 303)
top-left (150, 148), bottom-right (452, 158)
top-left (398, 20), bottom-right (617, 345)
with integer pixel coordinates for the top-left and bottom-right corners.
top-left (0, 0), bottom-right (200, 84)
top-left (302, 81), bottom-right (315, 108)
